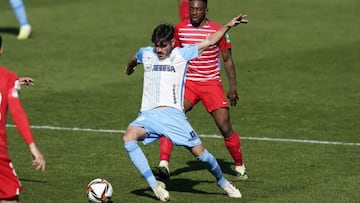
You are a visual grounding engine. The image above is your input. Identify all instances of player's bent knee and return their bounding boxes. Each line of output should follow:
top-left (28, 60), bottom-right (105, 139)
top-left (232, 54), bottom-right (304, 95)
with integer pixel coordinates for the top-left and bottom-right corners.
top-left (190, 145), bottom-right (205, 157)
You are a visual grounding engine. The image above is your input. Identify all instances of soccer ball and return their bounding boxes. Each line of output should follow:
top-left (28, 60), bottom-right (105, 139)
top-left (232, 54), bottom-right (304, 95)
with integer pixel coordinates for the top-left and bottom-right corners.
top-left (86, 178), bottom-right (113, 203)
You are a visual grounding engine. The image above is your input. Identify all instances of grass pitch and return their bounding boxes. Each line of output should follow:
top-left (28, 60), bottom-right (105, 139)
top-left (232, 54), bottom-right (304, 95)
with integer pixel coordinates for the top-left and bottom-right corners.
top-left (1, 0), bottom-right (359, 202)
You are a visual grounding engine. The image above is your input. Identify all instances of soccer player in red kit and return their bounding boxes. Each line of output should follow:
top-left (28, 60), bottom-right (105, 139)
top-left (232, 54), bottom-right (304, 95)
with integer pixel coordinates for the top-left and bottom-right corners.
top-left (0, 35), bottom-right (45, 203)
top-left (178, 0), bottom-right (189, 21)
top-left (156, 0), bottom-right (248, 180)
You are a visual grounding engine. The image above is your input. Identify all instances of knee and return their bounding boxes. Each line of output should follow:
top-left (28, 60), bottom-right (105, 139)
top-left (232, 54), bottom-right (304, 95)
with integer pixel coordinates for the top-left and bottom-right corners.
top-left (218, 123), bottom-right (233, 138)
top-left (122, 133), bottom-right (131, 143)
top-left (213, 112), bottom-right (233, 137)
top-left (190, 145), bottom-right (205, 157)
top-left (123, 126), bottom-right (141, 143)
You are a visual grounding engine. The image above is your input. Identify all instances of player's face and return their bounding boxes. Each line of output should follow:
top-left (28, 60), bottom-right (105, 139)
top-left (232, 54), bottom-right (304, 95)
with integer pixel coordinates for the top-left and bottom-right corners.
top-left (189, 0), bottom-right (207, 27)
top-left (154, 40), bottom-right (172, 60)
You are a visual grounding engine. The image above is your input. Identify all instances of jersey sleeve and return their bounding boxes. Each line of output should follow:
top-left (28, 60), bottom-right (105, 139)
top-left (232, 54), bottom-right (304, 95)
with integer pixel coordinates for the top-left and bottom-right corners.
top-left (178, 45), bottom-right (198, 61)
top-left (218, 33), bottom-right (232, 52)
top-left (7, 78), bottom-right (35, 145)
top-left (135, 47), bottom-right (152, 64)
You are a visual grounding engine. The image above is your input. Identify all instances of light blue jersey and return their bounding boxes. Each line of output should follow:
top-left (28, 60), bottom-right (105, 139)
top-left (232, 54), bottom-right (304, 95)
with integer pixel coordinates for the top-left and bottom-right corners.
top-left (131, 44), bottom-right (201, 146)
top-left (135, 45), bottom-right (198, 112)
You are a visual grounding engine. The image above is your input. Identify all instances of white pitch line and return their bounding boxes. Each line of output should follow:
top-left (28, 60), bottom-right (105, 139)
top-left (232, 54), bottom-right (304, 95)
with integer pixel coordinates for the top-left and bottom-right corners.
top-left (6, 124), bottom-right (360, 146)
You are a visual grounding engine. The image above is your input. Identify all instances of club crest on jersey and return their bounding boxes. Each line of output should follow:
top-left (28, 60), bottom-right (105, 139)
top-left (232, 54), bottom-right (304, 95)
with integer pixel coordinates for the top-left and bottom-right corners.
top-left (225, 33), bottom-right (231, 43)
top-left (152, 65), bottom-right (176, 72)
top-left (145, 65), bottom-right (152, 72)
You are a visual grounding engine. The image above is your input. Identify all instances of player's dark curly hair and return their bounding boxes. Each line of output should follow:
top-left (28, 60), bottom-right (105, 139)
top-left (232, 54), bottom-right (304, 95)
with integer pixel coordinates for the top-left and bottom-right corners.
top-left (0, 35), bottom-right (2, 48)
top-left (190, 0), bottom-right (208, 7)
top-left (151, 24), bottom-right (174, 46)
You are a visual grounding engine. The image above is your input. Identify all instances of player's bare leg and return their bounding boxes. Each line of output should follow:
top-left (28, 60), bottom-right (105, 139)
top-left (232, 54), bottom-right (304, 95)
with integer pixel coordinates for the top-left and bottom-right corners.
top-left (212, 108), bottom-right (248, 180)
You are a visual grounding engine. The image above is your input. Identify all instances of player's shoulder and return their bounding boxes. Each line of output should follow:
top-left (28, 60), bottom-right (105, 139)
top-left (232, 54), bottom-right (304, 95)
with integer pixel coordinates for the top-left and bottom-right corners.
top-left (140, 46), bottom-right (153, 51)
top-left (0, 66), bottom-right (9, 74)
top-left (0, 66), bottom-right (18, 79)
top-left (0, 66), bottom-right (19, 90)
top-left (137, 46), bottom-right (157, 61)
top-left (175, 19), bottom-right (190, 29)
top-left (138, 46), bottom-right (154, 54)
top-left (206, 19), bottom-right (222, 30)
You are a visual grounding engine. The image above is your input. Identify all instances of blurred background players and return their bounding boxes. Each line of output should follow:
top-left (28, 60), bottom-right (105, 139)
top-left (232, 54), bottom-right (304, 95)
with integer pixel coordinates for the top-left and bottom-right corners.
top-left (178, 0), bottom-right (189, 21)
top-left (157, 0), bottom-right (248, 180)
top-left (0, 35), bottom-right (45, 203)
top-left (8, 0), bottom-right (32, 40)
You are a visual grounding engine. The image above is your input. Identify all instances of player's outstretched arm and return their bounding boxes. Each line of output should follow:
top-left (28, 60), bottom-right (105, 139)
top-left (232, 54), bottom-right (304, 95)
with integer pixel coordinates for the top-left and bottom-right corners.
top-left (198, 13), bottom-right (248, 53)
top-left (124, 55), bottom-right (138, 75)
top-left (29, 143), bottom-right (46, 171)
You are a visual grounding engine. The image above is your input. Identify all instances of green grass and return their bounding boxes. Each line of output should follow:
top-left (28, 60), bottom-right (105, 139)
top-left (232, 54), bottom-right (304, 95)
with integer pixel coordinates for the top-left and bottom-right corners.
top-left (1, 0), bottom-right (359, 202)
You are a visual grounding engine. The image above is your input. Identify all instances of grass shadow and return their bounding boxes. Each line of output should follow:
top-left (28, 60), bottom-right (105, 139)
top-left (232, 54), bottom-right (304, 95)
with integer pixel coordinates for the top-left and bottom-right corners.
top-left (19, 178), bottom-right (48, 183)
top-left (0, 26), bottom-right (19, 36)
top-left (171, 159), bottom-right (237, 177)
top-left (131, 178), bottom-right (221, 200)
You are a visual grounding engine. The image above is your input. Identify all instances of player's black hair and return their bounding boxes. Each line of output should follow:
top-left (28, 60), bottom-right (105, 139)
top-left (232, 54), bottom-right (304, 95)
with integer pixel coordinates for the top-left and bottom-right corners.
top-left (151, 24), bottom-right (174, 46)
top-left (0, 35), bottom-right (2, 48)
top-left (190, 0), bottom-right (208, 7)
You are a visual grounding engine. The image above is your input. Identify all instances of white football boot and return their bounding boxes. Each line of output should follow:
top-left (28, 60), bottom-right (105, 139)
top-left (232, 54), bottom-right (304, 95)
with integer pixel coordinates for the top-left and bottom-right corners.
top-left (235, 164), bottom-right (249, 180)
top-left (221, 182), bottom-right (242, 198)
top-left (17, 25), bottom-right (32, 40)
top-left (152, 181), bottom-right (170, 201)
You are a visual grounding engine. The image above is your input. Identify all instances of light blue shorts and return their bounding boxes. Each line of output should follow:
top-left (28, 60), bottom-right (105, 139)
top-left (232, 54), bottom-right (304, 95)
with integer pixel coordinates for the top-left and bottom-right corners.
top-left (129, 107), bottom-right (202, 147)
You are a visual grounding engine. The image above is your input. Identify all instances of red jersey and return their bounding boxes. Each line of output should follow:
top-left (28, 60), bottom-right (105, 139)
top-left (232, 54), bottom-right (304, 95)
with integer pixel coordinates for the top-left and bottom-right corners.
top-left (174, 18), bottom-right (232, 82)
top-left (0, 66), bottom-right (34, 160)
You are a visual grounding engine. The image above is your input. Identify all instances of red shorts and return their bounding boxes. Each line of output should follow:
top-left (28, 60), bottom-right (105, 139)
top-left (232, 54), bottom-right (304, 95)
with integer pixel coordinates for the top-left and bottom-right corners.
top-left (185, 80), bottom-right (229, 113)
top-left (0, 158), bottom-right (22, 199)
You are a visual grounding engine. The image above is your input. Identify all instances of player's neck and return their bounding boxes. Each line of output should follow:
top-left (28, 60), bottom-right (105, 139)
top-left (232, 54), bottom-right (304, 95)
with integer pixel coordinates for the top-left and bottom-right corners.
top-left (193, 18), bottom-right (208, 28)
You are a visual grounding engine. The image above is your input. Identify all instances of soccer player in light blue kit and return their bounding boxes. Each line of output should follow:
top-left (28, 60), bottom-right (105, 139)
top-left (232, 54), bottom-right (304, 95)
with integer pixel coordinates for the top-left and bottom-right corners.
top-left (123, 13), bottom-right (248, 201)
top-left (8, 0), bottom-right (31, 40)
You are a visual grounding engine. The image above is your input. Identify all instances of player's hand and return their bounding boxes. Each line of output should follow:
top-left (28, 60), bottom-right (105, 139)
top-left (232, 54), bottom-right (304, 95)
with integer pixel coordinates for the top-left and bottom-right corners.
top-left (236, 14), bottom-right (248, 24)
top-left (29, 143), bottom-right (46, 171)
top-left (227, 91), bottom-right (239, 107)
top-left (19, 77), bottom-right (35, 86)
top-left (227, 14), bottom-right (248, 28)
top-left (124, 66), bottom-right (136, 75)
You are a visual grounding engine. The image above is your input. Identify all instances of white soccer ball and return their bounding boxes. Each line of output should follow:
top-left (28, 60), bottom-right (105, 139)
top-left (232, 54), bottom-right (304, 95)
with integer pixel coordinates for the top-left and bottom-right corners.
top-left (86, 178), bottom-right (113, 203)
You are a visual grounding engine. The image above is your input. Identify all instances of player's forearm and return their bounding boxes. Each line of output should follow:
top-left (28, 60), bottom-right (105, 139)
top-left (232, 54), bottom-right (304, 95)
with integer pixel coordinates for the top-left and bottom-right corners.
top-left (206, 27), bottom-right (231, 48)
top-left (124, 55), bottom-right (138, 75)
top-left (224, 62), bottom-right (237, 88)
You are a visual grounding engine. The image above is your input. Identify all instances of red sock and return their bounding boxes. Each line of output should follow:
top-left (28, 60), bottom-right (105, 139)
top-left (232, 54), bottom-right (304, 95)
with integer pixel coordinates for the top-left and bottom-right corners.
top-left (159, 136), bottom-right (174, 161)
top-left (179, 0), bottom-right (190, 21)
top-left (224, 131), bottom-right (243, 166)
